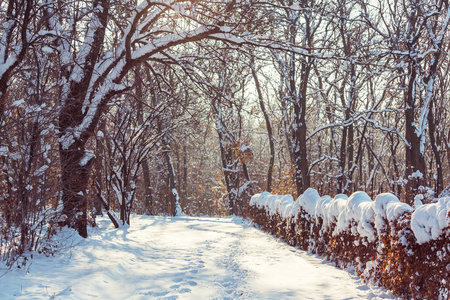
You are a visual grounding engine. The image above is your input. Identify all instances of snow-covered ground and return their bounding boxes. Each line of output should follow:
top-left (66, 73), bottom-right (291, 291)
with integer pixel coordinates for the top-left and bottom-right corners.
top-left (0, 215), bottom-right (397, 299)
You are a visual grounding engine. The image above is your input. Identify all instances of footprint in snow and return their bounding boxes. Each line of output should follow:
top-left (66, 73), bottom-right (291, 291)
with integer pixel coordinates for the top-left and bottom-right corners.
top-left (161, 296), bottom-right (178, 300)
top-left (186, 281), bottom-right (197, 286)
top-left (141, 291), bottom-right (169, 297)
top-left (172, 278), bottom-right (183, 283)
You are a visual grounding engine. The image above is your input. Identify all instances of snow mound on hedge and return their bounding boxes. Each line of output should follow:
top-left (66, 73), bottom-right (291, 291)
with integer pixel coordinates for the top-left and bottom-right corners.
top-left (374, 193), bottom-right (413, 235)
top-left (334, 192), bottom-right (376, 241)
top-left (250, 192), bottom-right (299, 219)
top-left (411, 197), bottom-right (450, 244)
top-left (298, 188), bottom-right (320, 216)
top-left (250, 189), bottom-right (450, 244)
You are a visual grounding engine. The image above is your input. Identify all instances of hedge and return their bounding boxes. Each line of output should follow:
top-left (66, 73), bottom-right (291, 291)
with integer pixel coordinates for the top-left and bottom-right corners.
top-left (247, 189), bottom-right (450, 299)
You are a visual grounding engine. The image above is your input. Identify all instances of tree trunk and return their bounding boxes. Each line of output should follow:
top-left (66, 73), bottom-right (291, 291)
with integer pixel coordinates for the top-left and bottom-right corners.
top-left (427, 87), bottom-right (443, 196)
top-left (135, 67), bottom-right (153, 215)
top-left (182, 140), bottom-right (188, 198)
top-left (404, 67), bottom-right (426, 204)
top-left (94, 121), bottom-right (106, 216)
top-left (164, 147), bottom-right (181, 217)
top-left (338, 119), bottom-right (348, 193)
top-left (58, 0), bottom-right (109, 237)
top-left (250, 56), bottom-right (275, 192)
top-left (292, 57), bottom-right (311, 196)
top-left (141, 159), bottom-right (154, 215)
top-left (59, 142), bottom-right (93, 238)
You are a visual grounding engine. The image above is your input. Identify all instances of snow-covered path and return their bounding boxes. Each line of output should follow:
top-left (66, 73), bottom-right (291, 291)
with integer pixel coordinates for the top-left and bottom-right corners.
top-left (0, 215), bottom-right (395, 299)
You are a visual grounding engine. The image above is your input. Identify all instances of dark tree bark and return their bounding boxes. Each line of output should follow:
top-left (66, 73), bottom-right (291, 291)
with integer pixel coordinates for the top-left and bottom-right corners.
top-left (135, 67), bottom-right (154, 215)
top-left (141, 160), bottom-right (154, 215)
top-left (428, 100), bottom-right (443, 196)
top-left (250, 55), bottom-right (275, 192)
top-left (58, 0), bottom-right (109, 237)
top-left (93, 121), bottom-right (106, 216)
top-left (218, 132), bottom-right (239, 215)
top-left (182, 140), bottom-right (188, 198)
top-left (164, 145), bottom-right (180, 217)
top-left (404, 66), bottom-right (426, 203)
top-left (0, 0), bottom-right (33, 127)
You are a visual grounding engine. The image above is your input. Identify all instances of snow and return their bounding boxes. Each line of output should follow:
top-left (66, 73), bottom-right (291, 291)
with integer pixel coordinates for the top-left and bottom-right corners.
top-left (410, 170), bottom-right (424, 179)
top-left (250, 192), bottom-right (299, 219)
top-left (79, 149), bottom-right (95, 166)
top-left (33, 165), bottom-right (48, 176)
top-left (327, 194), bottom-right (349, 227)
top-left (314, 195), bottom-right (333, 223)
top-left (439, 185), bottom-right (450, 198)
top-left (411, 197), bottom-right (450, 244)
top-left (298, 188), bottom-right (320, 216)
top-left (172, 188), bottom-right (184, 216)
top-left (0, 146), bottom-right (8, 156)
top-left (335, 192), bottom-right (376, 240)
top-left (0, 54), bottom-right (17, 79)
top-left (240, 144), bottom-right (251, 152)
top-left (11, 99), bottom-right (25, 107)
top-left (252, 189), bottom-right (449, 244)
top-left (0, 215), bottom-right (396, 299)
top-left (373, 193), bottom-right (412, 235)
top-left (41, 46), bottom-right (53, 54)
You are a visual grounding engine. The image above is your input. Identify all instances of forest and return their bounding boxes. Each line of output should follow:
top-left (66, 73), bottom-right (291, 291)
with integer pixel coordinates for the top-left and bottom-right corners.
top-left (1, 0), bottom-right (450, 267)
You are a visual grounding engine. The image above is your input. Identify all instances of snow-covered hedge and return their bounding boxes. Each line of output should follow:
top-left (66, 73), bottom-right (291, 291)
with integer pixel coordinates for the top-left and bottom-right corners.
top-left (248, 189), bottom-right (450, 299)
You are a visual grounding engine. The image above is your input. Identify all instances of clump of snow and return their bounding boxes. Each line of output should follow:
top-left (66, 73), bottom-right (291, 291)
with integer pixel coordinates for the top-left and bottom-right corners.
top-left (0, 145), bottom-right (8, 156)
top-left (298, 188), bottom-right (320, 216)
top-left (11, 99), bottom-right (25, 107)
top-left (284, 198), bottom-right (301, 220)
top-left (171, 188), bottom-right (184, 216)
top-left (414, 194), bottom-right (424, 208)
top-left (328, 194), bottom-right (348, 225)
top-left (411, 197), bottom-right (450, 244)
top-left (373, 193), bottom-right (412, 235)
top-left (439, 185), bottom-right (450, 198)
top-left (42, 46), bottom-right (53, 54)
top-left (34, 165), bottom-right (49, 176)
top-left (250, 192), bottom-right (297, 219)
top-left (250, 192), bottom-right (272, 212)
top-left (315, 194), bottom-right (349, 230)
top-left (315, 195), bottom-right (332, 224)
top-left (80, 149), bottom-right (95, 166)
top-left (334, 192), bottom-right (376, 240)
top-left (97, 130), bottom-right (104, 138)
top-left (240, 144), bottom-right (251, 152)
top-left (410, 170), bottom-right (424, 179)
